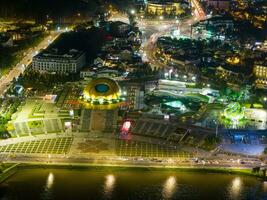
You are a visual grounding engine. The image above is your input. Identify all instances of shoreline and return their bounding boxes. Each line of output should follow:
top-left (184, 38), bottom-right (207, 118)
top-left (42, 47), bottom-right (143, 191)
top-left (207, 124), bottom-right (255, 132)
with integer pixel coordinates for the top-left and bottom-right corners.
top-left (1, 162), bottom-right (265, 183)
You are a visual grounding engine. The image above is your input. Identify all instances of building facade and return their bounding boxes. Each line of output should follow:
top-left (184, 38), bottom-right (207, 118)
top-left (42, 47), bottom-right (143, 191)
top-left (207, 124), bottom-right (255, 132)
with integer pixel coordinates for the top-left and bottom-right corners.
top-left (192, 15), bottom-right (234, 38)
top-left (146, 1), bottom-right (187, 16)
top-left (121, 82), bottom-right (145, 110)
top-left (254, 64), bottom-right (267, 89)
top-left (204, 0), bottom-right (230, 10)
top-left (32, 49), bottom-right (86, 74)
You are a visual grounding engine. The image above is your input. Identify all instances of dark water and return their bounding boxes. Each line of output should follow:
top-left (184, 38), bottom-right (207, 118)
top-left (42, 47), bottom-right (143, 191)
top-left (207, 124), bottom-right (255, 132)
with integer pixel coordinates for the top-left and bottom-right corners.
top-left (1, 169), bottom-right (267, 200)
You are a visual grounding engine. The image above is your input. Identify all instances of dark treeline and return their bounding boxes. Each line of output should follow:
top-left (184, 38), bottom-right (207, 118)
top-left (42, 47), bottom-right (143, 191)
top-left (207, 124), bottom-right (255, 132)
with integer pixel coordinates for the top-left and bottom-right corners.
top-left (0, 0), bottom-right (101, 21)
top-left (49, 27), bottom-right (106, 62)
top-left (0, 0), bottom-right (136, 21)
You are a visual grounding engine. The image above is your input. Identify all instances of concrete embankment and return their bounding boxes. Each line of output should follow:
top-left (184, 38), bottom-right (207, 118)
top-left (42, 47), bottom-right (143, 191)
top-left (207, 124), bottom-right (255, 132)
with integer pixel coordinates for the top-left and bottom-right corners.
top-left (0, 163), bottom-right (20, 184)
top-left (5, 162), bottom-right (263, 179)
top-left (1, 162), bottom-right (265, 183)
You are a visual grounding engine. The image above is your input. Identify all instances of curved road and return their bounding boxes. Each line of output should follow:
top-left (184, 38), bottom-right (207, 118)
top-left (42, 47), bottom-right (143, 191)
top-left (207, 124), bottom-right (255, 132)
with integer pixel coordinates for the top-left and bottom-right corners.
top-left (140, 0), bottom-right (206, 70)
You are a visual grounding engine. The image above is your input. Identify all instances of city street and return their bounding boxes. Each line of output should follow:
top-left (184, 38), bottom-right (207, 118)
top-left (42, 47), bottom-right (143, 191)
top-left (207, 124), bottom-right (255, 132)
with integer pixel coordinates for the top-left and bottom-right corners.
top-left (0, 151), bottom-right (262, 170)
top-left (0, 31), bottom-right (61, 96)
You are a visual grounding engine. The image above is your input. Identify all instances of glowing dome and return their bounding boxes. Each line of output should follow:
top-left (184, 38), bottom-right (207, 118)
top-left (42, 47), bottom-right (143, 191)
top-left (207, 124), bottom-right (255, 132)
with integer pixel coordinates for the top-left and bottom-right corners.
top-left (83, 78), bottom-right (121, 103)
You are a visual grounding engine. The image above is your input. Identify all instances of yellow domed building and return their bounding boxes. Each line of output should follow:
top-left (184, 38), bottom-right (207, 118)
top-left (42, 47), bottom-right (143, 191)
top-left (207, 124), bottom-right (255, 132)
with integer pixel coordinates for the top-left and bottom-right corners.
top-left (83, 77), bottom-right (121, 104)
top-left (80, 78), bottom-right (122, 133)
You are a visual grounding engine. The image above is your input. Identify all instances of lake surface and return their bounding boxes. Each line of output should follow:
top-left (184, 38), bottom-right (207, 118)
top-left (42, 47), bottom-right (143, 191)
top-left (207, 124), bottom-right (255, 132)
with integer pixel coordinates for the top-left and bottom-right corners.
top-left (1, 169), bottom-right (267, 200)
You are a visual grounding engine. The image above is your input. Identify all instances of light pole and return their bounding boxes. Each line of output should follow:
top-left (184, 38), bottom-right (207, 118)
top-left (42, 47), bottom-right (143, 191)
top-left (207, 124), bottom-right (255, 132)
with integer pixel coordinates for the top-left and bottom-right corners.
top-left (215, 121), bottom-right (219, 138)
top-left (189, 23), bottom-right (192, 39)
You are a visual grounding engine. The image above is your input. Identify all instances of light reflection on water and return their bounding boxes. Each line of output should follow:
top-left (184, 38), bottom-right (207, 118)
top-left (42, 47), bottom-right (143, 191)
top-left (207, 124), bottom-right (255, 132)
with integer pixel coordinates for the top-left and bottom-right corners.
top-left (2, 170), bottom-right (267, 200)
top-left (103, 174), bottom-right (116, 198)
top-left (46, 173), bottom-right (54, 189)
top-left (41, 172), bottom-right (54, 200)
top-left (162, 176), bottom-right (177, 199)
top-left (229, 177), bottom-right (242, 199)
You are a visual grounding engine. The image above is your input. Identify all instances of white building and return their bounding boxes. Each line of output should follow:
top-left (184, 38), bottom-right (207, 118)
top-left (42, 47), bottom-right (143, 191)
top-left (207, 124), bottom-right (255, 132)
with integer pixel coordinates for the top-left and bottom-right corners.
top-left (121, 82), bottom-right (145, 110)
top-left (32, 49), bottom-right (86, 74)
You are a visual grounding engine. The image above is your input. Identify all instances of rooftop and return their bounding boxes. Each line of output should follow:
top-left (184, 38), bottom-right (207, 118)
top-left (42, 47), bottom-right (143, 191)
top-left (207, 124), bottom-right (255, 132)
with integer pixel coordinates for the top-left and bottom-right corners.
top-left (34, 49), bottom-right (84, 60)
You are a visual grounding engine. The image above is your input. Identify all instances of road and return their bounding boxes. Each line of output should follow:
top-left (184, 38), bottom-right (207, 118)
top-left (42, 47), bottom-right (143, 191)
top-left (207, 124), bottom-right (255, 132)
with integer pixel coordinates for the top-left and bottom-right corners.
top-left (0, 31), bottom-right (60, 96)
top-left (110, 14), bottom-right (198, 70)
top-left (0, 153), bottom-right (262, 170)
top-left (191, 0), bottom-right (206, 20)
top-left (139, 0), bottom-right (206, 70)
top-left (109, 0), bottom-right (206, 71)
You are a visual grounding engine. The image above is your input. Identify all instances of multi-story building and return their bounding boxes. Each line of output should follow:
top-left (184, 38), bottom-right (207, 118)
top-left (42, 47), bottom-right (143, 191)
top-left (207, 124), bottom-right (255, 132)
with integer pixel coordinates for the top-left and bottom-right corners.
top-left (121, 82), bottom-right (145, 110)
top-left (204, 0), bottom-right (230, 10)
top-left (215, 66), bottom-right (241, 83)
top-left (192, 15), bottom-right (234, 38)
top-left (32, 49), bottom-right (86, 74)
top-left (254, 64), bottom-right (267, 89)
top-left (146, 0), bottom-right (188, 16)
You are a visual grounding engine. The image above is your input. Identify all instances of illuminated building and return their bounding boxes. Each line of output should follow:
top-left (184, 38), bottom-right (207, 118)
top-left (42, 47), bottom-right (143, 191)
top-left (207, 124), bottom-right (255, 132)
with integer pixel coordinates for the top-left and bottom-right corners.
top-left (83, 77), bottom-right (121, 104)
top-left (192, 15), bottom-right (233, 38)
top-left (253, 64), bottom-right (267, 89)
top-left (80, 78), bottom-right (121, 132)
top-left (32, 49), bottom-right (86, 74)
top-left (146, 0), bottom-right (187, 16)
top-left (215, 66), bottom-right (240, 83)
top-left (203, 0), bottom-right (230, 10)
top-left (121, 82), bottom-right (145, 110)
top-left (226, 56), bottom-right (241, 65)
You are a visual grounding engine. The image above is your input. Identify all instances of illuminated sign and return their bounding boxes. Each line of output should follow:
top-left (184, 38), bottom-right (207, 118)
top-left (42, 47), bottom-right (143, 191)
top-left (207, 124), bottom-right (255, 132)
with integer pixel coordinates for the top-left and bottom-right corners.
top-left (121, 121), bottom-right (131, 132)
top-left (120, 120), bottom-right (132, 140)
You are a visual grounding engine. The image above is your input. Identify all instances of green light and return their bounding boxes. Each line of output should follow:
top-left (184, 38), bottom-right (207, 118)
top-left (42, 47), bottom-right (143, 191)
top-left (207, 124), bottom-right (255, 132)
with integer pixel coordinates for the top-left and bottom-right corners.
top-left (164, 100), bottom-right (183, 108)
top-left (223, 102), bottom-right (245, 121)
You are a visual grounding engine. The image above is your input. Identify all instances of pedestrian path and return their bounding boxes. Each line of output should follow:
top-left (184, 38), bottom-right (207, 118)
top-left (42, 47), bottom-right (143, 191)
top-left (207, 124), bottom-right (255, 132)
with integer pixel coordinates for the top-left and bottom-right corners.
top-left (0, 137), bottom-right (73, 154)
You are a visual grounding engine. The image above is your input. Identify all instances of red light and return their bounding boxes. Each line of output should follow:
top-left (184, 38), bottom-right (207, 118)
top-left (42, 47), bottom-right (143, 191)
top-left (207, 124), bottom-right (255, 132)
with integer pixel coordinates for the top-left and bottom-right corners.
top-left (121, 121), bottom-right (131, 132)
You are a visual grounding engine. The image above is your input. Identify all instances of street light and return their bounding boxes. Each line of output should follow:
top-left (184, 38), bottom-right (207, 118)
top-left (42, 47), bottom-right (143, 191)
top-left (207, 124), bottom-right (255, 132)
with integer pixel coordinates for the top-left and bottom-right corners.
top-left (130, 9), bottom-right (136, 15)
top-left (159, 16), bottom-right (164, 20)
top-left (164, 72), bottom-right (169, 78)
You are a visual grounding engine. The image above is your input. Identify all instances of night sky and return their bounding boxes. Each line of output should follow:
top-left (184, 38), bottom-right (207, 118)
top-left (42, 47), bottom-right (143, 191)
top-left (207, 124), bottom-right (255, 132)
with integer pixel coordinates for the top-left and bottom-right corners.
top-left (0, 0), bottom-right (101, 20)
